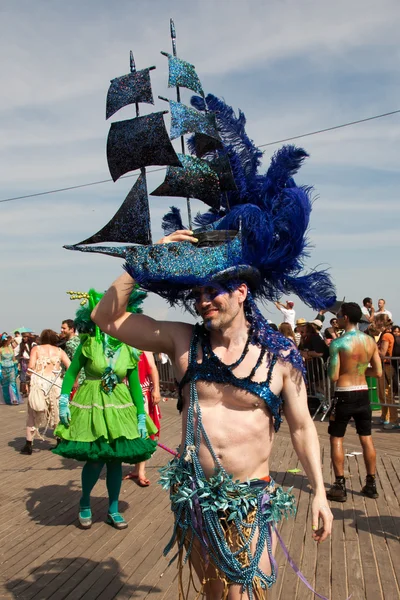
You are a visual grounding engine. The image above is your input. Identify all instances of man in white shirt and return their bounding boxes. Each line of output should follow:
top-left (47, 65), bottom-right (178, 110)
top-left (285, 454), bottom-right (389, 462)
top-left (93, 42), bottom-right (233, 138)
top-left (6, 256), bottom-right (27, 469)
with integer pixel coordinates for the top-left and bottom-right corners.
top-left (275, 300), bottom-right (296, 328)
top-left (359, 297), bottom-right (375, 332)
top-left (13, 331), bottom-right (22, 358)
top-left (375, 298), bottom-right (392, 320)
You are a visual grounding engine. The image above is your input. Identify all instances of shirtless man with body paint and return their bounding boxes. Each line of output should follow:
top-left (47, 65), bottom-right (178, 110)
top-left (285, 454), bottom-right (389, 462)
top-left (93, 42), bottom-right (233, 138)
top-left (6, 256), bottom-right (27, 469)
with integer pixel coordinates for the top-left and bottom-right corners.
top-left (92, 230), bottom-right (333, 600)
top-left (327, 302), bottom-right (382, 502)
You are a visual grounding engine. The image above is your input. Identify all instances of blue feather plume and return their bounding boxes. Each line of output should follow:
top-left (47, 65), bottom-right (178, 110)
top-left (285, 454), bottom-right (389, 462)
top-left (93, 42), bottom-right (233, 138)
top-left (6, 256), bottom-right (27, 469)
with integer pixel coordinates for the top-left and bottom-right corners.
top-left (158, 94), bottom-right (336, 309)
top-left (161, 206), bottom-right (186, 235)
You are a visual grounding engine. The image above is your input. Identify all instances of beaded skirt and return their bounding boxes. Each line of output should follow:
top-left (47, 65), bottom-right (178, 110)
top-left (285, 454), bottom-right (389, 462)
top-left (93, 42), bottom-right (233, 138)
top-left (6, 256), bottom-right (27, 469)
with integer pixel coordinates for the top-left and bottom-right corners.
top-left (159, 457), bottom-right (296, 599)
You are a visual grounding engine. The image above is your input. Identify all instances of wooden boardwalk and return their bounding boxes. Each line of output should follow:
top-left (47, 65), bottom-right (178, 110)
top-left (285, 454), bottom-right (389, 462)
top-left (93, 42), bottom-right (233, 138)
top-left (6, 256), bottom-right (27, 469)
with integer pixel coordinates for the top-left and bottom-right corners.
top-left (0, 401), bottom-right (399, 599)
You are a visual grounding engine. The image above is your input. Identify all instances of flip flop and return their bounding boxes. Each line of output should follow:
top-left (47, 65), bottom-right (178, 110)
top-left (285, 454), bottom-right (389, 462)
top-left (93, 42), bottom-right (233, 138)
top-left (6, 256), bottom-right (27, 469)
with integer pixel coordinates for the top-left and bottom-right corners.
top-left (122, 472), bottom-right (138, 481)
top-left (137, 477), bottom-right (150, 487)
top-left (122, 472), bottom-right (150, 486)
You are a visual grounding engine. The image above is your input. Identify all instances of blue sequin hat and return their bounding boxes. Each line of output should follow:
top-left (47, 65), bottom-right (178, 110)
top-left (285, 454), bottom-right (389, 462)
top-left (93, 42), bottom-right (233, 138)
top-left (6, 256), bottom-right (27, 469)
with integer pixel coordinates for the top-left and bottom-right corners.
top-left (69, 228), bottom-right (261, 306)
top-left (65, 26), bottom-right (336, 311)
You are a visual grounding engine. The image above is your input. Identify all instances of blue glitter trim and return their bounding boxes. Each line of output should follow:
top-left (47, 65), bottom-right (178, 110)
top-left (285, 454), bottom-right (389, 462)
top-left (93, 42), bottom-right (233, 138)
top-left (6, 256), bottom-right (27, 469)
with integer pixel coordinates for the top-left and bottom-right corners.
top-left (124, 234), bottom-right (243, 290)
top-left (159, 329), bottom-right (297, 595)
top-left (169, 100), bottom-right (220, 141)
top-left (150, 154), bottom-right (221, 209)
top-left (163, 52), bottom-right (204, 96)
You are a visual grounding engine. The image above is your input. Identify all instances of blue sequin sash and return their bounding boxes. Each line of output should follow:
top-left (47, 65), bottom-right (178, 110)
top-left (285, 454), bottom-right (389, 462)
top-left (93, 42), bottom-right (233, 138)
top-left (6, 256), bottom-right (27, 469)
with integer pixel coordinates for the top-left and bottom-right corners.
top-left (160, 330), bottom-right (297, 598)
top-left (178, 324), bottom-right (283, 431)
top-left (162, 326), bottom-right (334, 600)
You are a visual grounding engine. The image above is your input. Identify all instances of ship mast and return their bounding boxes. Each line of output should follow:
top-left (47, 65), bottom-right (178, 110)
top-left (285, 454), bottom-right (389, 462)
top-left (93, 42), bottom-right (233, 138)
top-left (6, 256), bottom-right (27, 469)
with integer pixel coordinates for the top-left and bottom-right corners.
top-left (130, 51), bottom-right (152, 244)
top-left (169, 18), bottom-right (192, 230)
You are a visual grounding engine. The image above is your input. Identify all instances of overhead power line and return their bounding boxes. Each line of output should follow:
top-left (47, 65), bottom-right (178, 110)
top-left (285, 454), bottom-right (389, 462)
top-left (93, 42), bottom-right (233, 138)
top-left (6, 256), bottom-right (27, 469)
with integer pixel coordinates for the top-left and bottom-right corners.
top-left (258, 108), bottom-right (400, 148)
top-left (1, 107), bottom-right (399, 205)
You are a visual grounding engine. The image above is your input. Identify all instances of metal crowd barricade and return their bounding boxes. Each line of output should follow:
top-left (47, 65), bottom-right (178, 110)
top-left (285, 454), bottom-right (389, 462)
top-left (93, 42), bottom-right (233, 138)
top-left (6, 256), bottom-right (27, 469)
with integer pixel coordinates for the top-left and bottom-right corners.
top-left (305, 357), bottom-right (331, 421)
top-left (153, 354), bottom-right (177, 395)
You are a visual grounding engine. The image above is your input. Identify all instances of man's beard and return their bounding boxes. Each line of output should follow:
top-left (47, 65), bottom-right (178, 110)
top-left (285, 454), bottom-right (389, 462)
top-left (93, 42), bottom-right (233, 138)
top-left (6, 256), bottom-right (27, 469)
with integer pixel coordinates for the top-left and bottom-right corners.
top-left (202, 305), bottom-right (239, 332)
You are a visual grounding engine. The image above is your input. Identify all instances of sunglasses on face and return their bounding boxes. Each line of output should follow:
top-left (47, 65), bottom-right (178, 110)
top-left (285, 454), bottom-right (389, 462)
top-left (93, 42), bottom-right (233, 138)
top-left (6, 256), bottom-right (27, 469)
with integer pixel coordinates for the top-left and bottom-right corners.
top-left (189, 285), bottom-right (226, 303)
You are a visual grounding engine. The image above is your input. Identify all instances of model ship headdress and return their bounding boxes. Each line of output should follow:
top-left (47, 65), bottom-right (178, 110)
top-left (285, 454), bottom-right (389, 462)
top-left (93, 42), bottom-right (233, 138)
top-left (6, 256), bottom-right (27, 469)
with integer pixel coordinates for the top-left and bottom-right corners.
top-left (65, 19), bottom-right (336, 312)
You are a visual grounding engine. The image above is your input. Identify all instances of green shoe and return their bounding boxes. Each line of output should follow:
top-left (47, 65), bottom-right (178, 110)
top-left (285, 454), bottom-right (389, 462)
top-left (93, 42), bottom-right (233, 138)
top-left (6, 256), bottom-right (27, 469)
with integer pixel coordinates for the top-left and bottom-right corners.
top-left (78, 507), bottom-right (92, 529)
top-left (107, 512), bottom-right (128, 530)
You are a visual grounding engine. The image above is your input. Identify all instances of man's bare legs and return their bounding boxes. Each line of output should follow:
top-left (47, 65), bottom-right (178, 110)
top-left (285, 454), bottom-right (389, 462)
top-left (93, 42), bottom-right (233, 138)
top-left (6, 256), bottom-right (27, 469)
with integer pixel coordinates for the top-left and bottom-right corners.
top-left (327, 436), bottom-right (347, 502)
top-left (328, 434), bottom-right (378, 501)
top-left (330, 434), bottom-right (376, 477)
top-left (187, 529), bottom-right (276, 599)
top-left (359, 435), bottom-right (376, 475)
top-left (329, 436), bottom-right (345, 478)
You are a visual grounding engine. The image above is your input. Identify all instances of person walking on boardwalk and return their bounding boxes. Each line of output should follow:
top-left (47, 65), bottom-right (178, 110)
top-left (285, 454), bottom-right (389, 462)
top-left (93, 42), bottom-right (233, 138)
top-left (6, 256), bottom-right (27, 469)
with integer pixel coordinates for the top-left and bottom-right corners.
top-left (53, 288), bottom-right (157, 530)
top-left (61, 318), bottom-right (86, 389)
top-left (327, 302), bottom-right (382, 502)
top-left (0, 335), bottom-right (22, 405)
top-left (70, 86), bottom-right (336, 595)
top-left (21, 329), bottom-right (70, 455)
top-left (123, 350), bottom-right (162, 487)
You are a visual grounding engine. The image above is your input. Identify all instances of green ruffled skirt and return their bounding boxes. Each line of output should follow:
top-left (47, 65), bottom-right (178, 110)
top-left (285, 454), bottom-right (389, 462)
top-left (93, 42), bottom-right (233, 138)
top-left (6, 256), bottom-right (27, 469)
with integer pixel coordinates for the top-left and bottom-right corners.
top-left (53, 380), bottom-right (158, 464)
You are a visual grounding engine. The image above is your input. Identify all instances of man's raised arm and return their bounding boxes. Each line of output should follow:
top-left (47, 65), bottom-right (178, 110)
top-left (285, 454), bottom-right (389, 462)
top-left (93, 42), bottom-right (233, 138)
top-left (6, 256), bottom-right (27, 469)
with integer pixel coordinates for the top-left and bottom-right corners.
top-left (91, 272), bottom-right (174, 355)
top-left (92, 230), bottom-right (197, 355)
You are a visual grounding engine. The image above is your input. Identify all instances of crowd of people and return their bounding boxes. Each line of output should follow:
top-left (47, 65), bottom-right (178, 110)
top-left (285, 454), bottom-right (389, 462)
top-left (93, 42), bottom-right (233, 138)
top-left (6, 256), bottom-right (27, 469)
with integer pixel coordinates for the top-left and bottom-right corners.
top-left (274, 297), bottom-right (400, 430)
top-left (0, 292), bottom-right (398, 597)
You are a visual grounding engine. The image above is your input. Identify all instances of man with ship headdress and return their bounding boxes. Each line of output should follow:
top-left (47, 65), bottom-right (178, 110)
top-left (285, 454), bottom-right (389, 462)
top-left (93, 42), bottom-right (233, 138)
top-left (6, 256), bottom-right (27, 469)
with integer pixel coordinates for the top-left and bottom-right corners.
top-left (66, 38), bottom-right (336, 599)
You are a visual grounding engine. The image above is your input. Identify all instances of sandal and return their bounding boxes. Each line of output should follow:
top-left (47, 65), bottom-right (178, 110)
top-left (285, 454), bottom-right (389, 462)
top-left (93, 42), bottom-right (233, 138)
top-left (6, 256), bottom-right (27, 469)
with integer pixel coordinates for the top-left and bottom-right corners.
top-left (137, 476), bottom-right (150, 487)
top-left (122, 471), bottom-right (138, 481)
top-left (79, 507), bottom-right (92, 529)
top-left (107, 512), bottom-right (128, 530)
top-left (122, 472), bottom-right (150, 486)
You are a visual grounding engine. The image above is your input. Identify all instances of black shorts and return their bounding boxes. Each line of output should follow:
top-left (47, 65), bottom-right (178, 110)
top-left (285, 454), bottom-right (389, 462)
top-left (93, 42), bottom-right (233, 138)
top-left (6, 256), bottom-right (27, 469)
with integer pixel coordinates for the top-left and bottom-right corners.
top-left (328, 390), bottom-right (371, 437)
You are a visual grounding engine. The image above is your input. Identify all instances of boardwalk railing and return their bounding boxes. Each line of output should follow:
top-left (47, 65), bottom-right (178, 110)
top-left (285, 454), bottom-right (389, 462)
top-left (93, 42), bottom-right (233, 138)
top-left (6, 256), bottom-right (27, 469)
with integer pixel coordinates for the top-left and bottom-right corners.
top-left (154, 355), bottom-right (177, 394)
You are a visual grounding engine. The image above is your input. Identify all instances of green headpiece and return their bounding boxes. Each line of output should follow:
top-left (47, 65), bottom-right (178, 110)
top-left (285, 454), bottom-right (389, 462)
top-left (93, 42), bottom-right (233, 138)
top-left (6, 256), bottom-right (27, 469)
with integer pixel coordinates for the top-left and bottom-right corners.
top-left (67, 286), bottom-right (147, 342)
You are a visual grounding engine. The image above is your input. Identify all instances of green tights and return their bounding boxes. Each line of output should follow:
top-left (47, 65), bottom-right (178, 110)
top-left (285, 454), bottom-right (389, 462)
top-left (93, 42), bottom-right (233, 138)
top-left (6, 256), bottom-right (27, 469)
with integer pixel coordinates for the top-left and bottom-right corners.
top-left (80, 461), bottom-right (122, 514)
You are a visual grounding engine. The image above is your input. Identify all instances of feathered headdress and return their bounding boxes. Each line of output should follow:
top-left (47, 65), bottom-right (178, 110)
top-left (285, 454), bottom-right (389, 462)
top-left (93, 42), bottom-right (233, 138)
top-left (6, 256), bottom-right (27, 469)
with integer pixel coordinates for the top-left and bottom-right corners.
top-left (64, 45), bottom-right (335, 312)
top-left (124, 94), bottom-right (335, 310)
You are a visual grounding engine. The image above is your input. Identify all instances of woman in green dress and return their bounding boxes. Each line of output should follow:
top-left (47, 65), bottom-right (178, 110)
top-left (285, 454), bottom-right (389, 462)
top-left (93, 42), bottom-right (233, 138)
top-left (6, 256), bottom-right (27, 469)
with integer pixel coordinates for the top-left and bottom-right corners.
top-left (53, 288), bottom-right (157, 530)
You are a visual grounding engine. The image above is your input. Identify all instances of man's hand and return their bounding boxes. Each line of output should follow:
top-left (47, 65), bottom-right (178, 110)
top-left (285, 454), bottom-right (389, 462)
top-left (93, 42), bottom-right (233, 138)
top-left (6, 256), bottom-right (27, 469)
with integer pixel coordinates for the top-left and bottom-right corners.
top-left (152, 390), bottom-right (161, 405)
top-left (157, 230), bottom-right (198, 245)
top-left (311, 495), bottom-right (333, 543)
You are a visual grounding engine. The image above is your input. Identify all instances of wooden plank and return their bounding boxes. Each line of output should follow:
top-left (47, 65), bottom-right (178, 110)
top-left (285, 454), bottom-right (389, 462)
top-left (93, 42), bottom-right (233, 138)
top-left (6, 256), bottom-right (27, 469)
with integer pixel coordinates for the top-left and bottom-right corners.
top-left (351, 456), bottom-right (383, 600)
top-left (1, 403), bottom-right (400, 600)
top-left (314, 445), bottom-right (331, 600)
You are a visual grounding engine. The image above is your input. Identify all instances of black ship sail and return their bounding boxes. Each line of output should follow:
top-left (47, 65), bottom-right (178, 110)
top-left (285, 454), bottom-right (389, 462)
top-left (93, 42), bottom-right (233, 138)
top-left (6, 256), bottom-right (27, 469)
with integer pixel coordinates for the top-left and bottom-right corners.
top-left (66, 53), bottom-right (182, 250)
top-left (65, 22), bottom-right (236, 259)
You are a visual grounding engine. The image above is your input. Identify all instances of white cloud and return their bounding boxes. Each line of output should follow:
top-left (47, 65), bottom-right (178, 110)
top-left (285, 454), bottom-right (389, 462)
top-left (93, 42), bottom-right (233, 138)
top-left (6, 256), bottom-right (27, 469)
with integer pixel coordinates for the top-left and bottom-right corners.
top-left (311, 229), bottom-right (400, 249)
top-left (1, 0), bottom-right (400, 330)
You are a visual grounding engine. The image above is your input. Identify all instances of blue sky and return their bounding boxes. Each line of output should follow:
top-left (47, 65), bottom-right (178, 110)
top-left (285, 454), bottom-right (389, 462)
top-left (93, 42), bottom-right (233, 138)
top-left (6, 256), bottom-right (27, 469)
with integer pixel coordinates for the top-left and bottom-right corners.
top-left (1, 0), bottom-right (400, 333)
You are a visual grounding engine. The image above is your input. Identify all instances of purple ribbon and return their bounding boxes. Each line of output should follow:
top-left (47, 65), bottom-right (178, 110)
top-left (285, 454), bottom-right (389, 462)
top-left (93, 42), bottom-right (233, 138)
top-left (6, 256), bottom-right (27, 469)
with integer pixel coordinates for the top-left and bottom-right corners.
top-left (274, 526), bottom-right (351, 600)
top-left (190, 480), bottom-right (209, 566)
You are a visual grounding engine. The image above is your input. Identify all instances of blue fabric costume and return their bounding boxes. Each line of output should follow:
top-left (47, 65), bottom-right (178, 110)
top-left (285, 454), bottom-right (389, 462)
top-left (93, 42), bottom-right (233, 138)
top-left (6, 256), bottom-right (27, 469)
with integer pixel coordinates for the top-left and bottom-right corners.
top-left (0, 345), bottom-right (22, 405)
